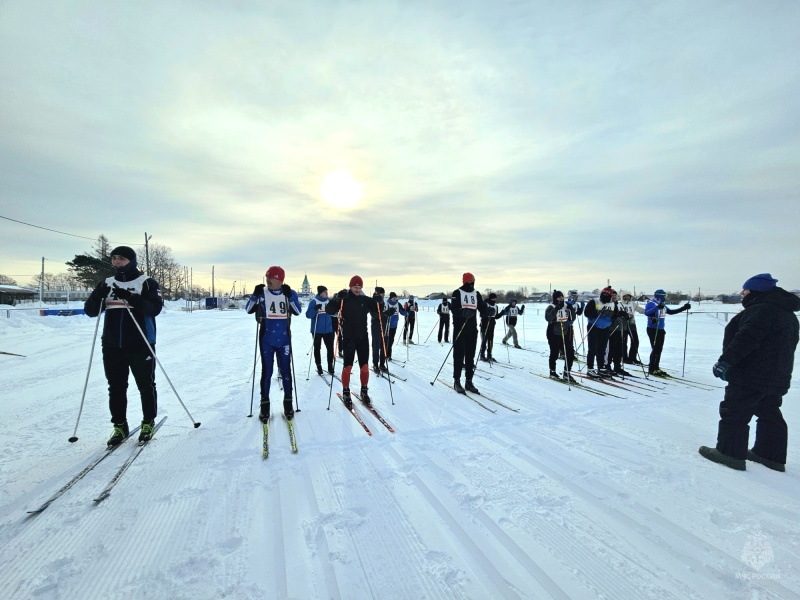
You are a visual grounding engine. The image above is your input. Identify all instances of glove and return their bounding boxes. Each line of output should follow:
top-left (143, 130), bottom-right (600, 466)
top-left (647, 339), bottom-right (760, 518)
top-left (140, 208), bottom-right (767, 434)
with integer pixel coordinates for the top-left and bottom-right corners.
top-left (683, 303), bottom-right (692, 311)
top-left (657, 302), bottom-right (665, 310)
top-left (253, 284), bottom-right (265, 295)
top-left (92, 281), bottom-right (111, 301)
top-left (599, 308), bottom-right (612, 317)
top-left (337, 289), bottom-right (347, 300)
top-left (519, 305), bottom-right (525, 313)
top-left (281, 284), bottom-right (292, 296)
top-left (712, 361), bottom-right (730, 381)
top-left (566, 299), bottom-right (574, 306)
top-left (384, 307), bottom-right (396, 317)
top-left (112, 284), bottom-right (133, 301)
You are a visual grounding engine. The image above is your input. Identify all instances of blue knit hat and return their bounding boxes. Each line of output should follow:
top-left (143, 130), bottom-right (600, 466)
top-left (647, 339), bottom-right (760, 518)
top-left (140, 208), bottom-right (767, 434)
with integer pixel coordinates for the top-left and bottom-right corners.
top-left (654, 289), bottom-right (666, 297)
top-left (742, 273), bottom-right (778, 292)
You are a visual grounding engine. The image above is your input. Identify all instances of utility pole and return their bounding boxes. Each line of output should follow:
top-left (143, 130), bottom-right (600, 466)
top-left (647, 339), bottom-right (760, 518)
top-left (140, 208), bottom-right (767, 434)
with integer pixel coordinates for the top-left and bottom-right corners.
top-left (211, 266), bottom-right (215, 298)
top-left (144, 232), bottom-right (152, 277)
top-left (40, 257), bottom-right (44, 308)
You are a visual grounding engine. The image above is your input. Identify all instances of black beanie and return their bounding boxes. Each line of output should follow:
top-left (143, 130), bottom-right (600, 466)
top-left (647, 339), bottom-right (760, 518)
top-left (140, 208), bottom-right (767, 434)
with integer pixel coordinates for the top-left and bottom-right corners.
top-left (389, 292), bottom-right (397, 298)
top-left (375, 286), bottom-right (385, 295)
top-left (110, 246), bottom-right (136, 263)
top-left (488, 292), bottom-right (498, 300)
top-left (317, 285), bottom-right (327, 294)
top-left (553, 290), bottom-right (564, 302)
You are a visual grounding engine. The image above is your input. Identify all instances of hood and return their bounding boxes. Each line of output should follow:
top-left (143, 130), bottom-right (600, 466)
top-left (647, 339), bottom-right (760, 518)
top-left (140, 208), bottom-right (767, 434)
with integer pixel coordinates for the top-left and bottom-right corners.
top-left (114, 266), bottom-right (142, 282)
top-left (744, 287), bottom-right (800, 313)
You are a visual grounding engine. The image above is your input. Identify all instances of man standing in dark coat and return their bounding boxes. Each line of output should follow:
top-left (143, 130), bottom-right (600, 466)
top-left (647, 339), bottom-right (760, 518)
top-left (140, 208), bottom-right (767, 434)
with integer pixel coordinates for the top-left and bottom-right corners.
top-left (450, 272), bottom-right (489, 394)
top-left (699, 273), bottom-right (800, 471)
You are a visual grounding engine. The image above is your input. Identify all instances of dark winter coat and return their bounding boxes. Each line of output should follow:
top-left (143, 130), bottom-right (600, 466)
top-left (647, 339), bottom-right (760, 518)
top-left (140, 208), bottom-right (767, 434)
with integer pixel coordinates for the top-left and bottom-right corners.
top-left (719, 288), bottom-right (800, 393)
top-left (84, 267), bottom-right (163, 348)
top-left (584, 299), bottom-right (617, 330)
top-left (499, 303), bottom-right (525, 326)
top-left (545, 302), bottom-right (577, 336)
top-left (450, 283), bottom-right (489, 331)
top-left (326, 290), bottom-right (379, 342)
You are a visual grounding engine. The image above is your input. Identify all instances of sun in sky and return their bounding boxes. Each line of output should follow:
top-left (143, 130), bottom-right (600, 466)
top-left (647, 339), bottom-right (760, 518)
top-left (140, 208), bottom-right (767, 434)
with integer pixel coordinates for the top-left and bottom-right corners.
top-left (320, 168), bottom-right (364, 209)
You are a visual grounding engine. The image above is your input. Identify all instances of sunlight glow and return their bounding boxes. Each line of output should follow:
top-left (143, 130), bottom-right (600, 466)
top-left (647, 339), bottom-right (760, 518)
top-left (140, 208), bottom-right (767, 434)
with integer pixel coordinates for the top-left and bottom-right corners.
top-left (320, 169), bottom-right (364, 209)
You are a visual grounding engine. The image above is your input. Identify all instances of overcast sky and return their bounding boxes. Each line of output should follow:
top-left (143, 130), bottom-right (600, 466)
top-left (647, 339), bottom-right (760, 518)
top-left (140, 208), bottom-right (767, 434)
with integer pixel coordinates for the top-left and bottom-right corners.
top-left (2, 1), bottom-right (798, 297)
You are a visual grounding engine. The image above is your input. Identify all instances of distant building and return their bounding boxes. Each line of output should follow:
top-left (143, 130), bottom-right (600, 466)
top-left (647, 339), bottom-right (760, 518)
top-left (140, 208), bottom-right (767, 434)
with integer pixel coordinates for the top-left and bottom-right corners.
top-left (0, 285), bottom-right (36, 306)
top-left (299, 273), bottom-right (313, 300)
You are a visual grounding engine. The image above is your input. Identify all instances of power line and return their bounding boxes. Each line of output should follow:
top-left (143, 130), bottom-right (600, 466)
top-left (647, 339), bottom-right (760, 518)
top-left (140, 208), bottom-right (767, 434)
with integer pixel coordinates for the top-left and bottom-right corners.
top-left (0, 214), bottom-right (138, 245)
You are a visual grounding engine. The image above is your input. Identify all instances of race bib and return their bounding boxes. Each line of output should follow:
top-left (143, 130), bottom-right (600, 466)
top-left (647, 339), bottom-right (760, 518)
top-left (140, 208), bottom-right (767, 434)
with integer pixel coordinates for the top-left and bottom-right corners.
top-left (460, 290), bottom-right (477, 309)
top-left (556, 307), bottom-right (570, 322)
top-left (440, 305), bottom-right (450, 314)
top-left (316, 299), bottom-right (329, 314)
top-left (508, 307), bottom-right (519, 317)
top-left (266, 299), bottom-right (289, 319)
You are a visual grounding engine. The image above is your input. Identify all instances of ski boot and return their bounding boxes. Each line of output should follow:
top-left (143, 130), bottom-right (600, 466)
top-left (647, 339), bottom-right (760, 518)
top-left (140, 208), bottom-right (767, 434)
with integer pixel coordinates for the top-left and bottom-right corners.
top-left (479, 354), bottom-right (488, 362)
top-left (259, 400), bottom-right (270, 423)
top-left (316, 364), bottom-right (324, 376)
top-left (453, 379), bottom-right (466, 394)
top-left (360, 386), bottom-right (372, 407)
top-left (408, 339), bottom-right (415, 345)
top-left (587, 369), bottom-right (601, 379)
top-left (465, 379), bottom-right (480, 394)
top-left (549, 370), bottom-right (561, 380)
top-left (372, 364), bottom-right (381, 375)
top-left (380, 363), bottom-right (389, 372)
top-left (283, 397), bottom-right (294, 419)
top-left (107, 422), bottom-right (129, 448)
top-left (563, 371), bottom-right (578, 384)
top-left (342, 388), bottom-right (353, 410)
top-left (513, 344), bottom-right (523, 349)
top-left (139, 419), bottom-right (156, 443)
top-left (654, 369), bottom-right (670, 377)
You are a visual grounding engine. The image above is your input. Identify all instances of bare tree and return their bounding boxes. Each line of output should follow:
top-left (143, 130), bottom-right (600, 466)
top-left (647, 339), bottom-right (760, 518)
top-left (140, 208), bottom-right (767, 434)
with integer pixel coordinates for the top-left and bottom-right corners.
top-left (0, 274), bottom-right (18, 285)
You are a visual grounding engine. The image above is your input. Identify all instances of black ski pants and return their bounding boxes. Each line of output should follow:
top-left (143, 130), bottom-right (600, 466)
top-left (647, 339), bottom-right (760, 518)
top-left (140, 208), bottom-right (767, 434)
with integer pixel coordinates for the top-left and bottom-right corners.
top-left (548, 327), bottom-right (575, 372)
top-left (313, 332), bottom-right (334, 371)
top-left (103, 345), bottom-right (157, 424)
top-left (609, 329), bottom-right (624, 371)
top-left (480, 322), bottom-right (496, 359)
top-left (371, 326), bottom-right (387, 368)
top-left (453, 323), bottom-right (478, 382)
top-left (402, 314), bottom-right (416, 342)
top-left (385, 327), bottom-right (398, 359)
top-left (438, 316), bottom-right (450, 343)
top-left (587, 327), bottom-right (611, 370)
top-left (624, 324), bottom-right (640, 362)
top-left (716, 383), bottom-right (787, 462)
top-left (342, 337), bottom-right (370, 390)
top-left (646, 327), bottom-right (665, 372)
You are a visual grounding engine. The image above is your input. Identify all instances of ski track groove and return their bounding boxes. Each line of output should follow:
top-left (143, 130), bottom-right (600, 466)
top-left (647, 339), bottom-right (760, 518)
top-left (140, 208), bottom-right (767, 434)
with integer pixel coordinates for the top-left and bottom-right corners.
top-left (496, 428), bottom-right (800, 600)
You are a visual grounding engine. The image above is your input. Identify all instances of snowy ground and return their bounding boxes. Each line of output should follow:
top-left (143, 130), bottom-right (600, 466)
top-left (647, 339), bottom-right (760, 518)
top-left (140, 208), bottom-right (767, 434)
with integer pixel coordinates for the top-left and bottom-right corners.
top-left (1, 300), bottom-right (799, 600)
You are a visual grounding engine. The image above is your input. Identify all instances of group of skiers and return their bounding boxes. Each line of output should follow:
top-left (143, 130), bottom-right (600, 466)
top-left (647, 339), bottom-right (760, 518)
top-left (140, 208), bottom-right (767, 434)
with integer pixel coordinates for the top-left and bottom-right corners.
top-left (84, 255), bottom-right (798, 474)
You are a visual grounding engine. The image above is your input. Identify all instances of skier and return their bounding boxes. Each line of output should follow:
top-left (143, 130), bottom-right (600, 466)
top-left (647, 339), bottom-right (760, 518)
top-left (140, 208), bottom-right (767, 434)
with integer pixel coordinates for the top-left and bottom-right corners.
top-left (619, 292), bottom-right (643, 365)
top-left (699, 274), bottom-right (800, 472)
top-left (643, 289), bottom-right (691, 376)
top-left (402, 295), bottom-right (419, 344)
top-left (500, 298), bottom-right (525, 348)
top-left (545, 290), bottom-right (577, 381)
top-left (479, 292), bottom-right (501, 362)
top-left (370, 287), bottom-right (391, 373)
top-left (384, 292), bottom-right (406, 361)
top-left (326, 276), bottom-right (380, 408)
top-left (437, 297), bottom-right (452, 343)
top-left (607, 289), bottom-right (629, 376)
top-left (583, 287), bottom-right (617, 377)
top-left (451, 272), bottom-right (489, 394)
top-left (305, 285), bottom-right (335, 375)
top-left (84, 246), bottom-right (164, 446)
top-left (246, 266), bottom-right (302, 421)
top-left (565, 289), bottom-right (585, 358)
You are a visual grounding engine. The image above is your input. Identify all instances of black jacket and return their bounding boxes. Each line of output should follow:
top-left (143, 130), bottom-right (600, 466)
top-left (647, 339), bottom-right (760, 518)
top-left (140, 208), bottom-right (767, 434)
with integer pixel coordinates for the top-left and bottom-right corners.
top-left (84, 267), bottom-right (163, 348)
top-left (326, 291), bottom-right (379, 342)
top-left (451, 284), bottom-right (489, 331)
top-left (720, 288), bottom-right (800, 393)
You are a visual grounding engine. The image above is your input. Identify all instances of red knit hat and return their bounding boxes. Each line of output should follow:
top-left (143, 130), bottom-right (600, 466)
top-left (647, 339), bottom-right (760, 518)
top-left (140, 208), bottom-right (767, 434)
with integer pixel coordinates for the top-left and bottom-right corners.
top-left (349, 275), bottom-right (363, 288)
top-left (265, 266), bottom-right (285, 282)
top-left (462, 272), bottom-right (475, 284)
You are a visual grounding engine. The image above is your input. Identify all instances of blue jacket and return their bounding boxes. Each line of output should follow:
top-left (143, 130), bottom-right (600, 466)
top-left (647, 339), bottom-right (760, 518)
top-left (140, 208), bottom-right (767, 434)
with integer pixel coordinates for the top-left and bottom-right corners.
top-left (246, 288), bottom-right (302, 347)
top-left (385, 298), bottom-right (407, 329)
top-left (305, 295), bottom-right (334, 334)
top-left (644, 298), bottom-right (688, 330)
top-left (584, 299), bottom-right (615, 330)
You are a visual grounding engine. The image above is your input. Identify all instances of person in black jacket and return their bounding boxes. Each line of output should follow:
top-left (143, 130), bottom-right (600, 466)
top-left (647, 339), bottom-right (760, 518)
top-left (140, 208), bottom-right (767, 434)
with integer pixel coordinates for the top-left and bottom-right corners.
top-left (370, 287), bottom-right (391, 373)
top-left (545, 290), bottom-right (578, 381)
top-left (326, 275), bottom-right (379, 407)
top-left (436, 298), bottom-right (451, 343)
top-left (700, 274), bottom-right (800, 472)
top-left (479, 293), bottom-right (501, 362)
top-left (450, 272), bottom-right (489, 394)
top-left (500, 298), bottom-right (525, 348)
top-left (84, 246), bottom-right (163, 446)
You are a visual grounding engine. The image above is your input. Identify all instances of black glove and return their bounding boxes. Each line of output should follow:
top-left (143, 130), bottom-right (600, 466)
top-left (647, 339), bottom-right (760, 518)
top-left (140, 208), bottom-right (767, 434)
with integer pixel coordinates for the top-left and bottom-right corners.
top-left (518, 305), bottom-right (525, 314)
top-left (599, 308), bottom-right (612, 317)
top-left (384, 307), bottom-right (396, 317)
top-left (112, 284), bottom-right (133, 301)
top-left (92, 281), bottom-right (111, 301)
top-left (683, 303), bottom-right (692, 311)
top-left (657, 302), bottom-right (665, 309)
top-left (337, 289), bottom-right (347, 300)
top-left (281, 284), bottom-right (292, 297)
top-left (253, 284), bottom-right (265, 295)
top-left (712, 361), bottom-right (730, 381)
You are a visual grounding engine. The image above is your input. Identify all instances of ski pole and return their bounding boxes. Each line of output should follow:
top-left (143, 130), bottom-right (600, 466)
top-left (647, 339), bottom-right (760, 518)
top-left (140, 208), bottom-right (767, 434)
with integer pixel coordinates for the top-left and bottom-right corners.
top-left (327, 300), bottom-right (344, 410)
top-left (430, 319), bottom-right (469, 385)
top-left (501, 314), bottom-right (511, 362)
top-left (559, 321), bottom-right (571, 391)
top-left (682, 306), bottom-right (690, 377)
top-left (424, 317), bottom-right (438, 343)
top-left (69, 298), bottom-right (104, 442)
top-left (522, 309), bottom-right (526, 347)
top-left (248, 318), bottom-right (259, 417)
top-left (121, 301), bottom-right (201, 428)
top-left (305, 311), bottom-right (320, 380)
top-left (376, 302), bottom-right (395, 405)
top-left (285, 291), bottom-right (301, 413)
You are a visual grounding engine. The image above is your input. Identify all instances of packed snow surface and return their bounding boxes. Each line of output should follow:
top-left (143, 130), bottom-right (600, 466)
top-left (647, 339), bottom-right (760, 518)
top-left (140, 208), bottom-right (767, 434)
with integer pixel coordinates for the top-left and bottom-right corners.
top-left (1, 301), bottom-right (799, 599)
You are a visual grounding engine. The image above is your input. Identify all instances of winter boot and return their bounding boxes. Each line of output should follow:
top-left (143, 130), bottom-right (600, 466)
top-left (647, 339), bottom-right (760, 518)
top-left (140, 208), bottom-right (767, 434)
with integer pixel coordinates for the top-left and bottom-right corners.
top-left (360, 386), bottom-right (371, 406)
top-left (453, 379), bottom-right (466, 394)
top-left (317, 364), bottom-right (324, 376)
top-left (747, 449), bottom-right (785, 472)
top-left (549, 370), bottom-right (561, 380)
top-left (259, 400), bottom-right (270, 423)
top-left (342, 388), bottom-right (353, 410)
top-left (107, 422), bottom-right (129, 448)
top-left (563, 371), bottom-right (578, 384)
top-left (139, 419), bottom-right (156, 443)
top-left (465, 379), bottom-right (480, 394)
top-left (513, 344), bottom-right (523, 349)
top-left (283, 397), bottom-right (294, 419)
top-left (698, 446), bottom-right (746, 471)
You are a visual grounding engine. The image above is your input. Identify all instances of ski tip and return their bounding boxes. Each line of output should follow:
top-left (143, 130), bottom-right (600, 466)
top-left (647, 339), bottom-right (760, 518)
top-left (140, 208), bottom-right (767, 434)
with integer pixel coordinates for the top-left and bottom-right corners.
top-left (68, 436), bottom-right (78, 443)
top-left (193, 422), bottom-right (201, 428)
